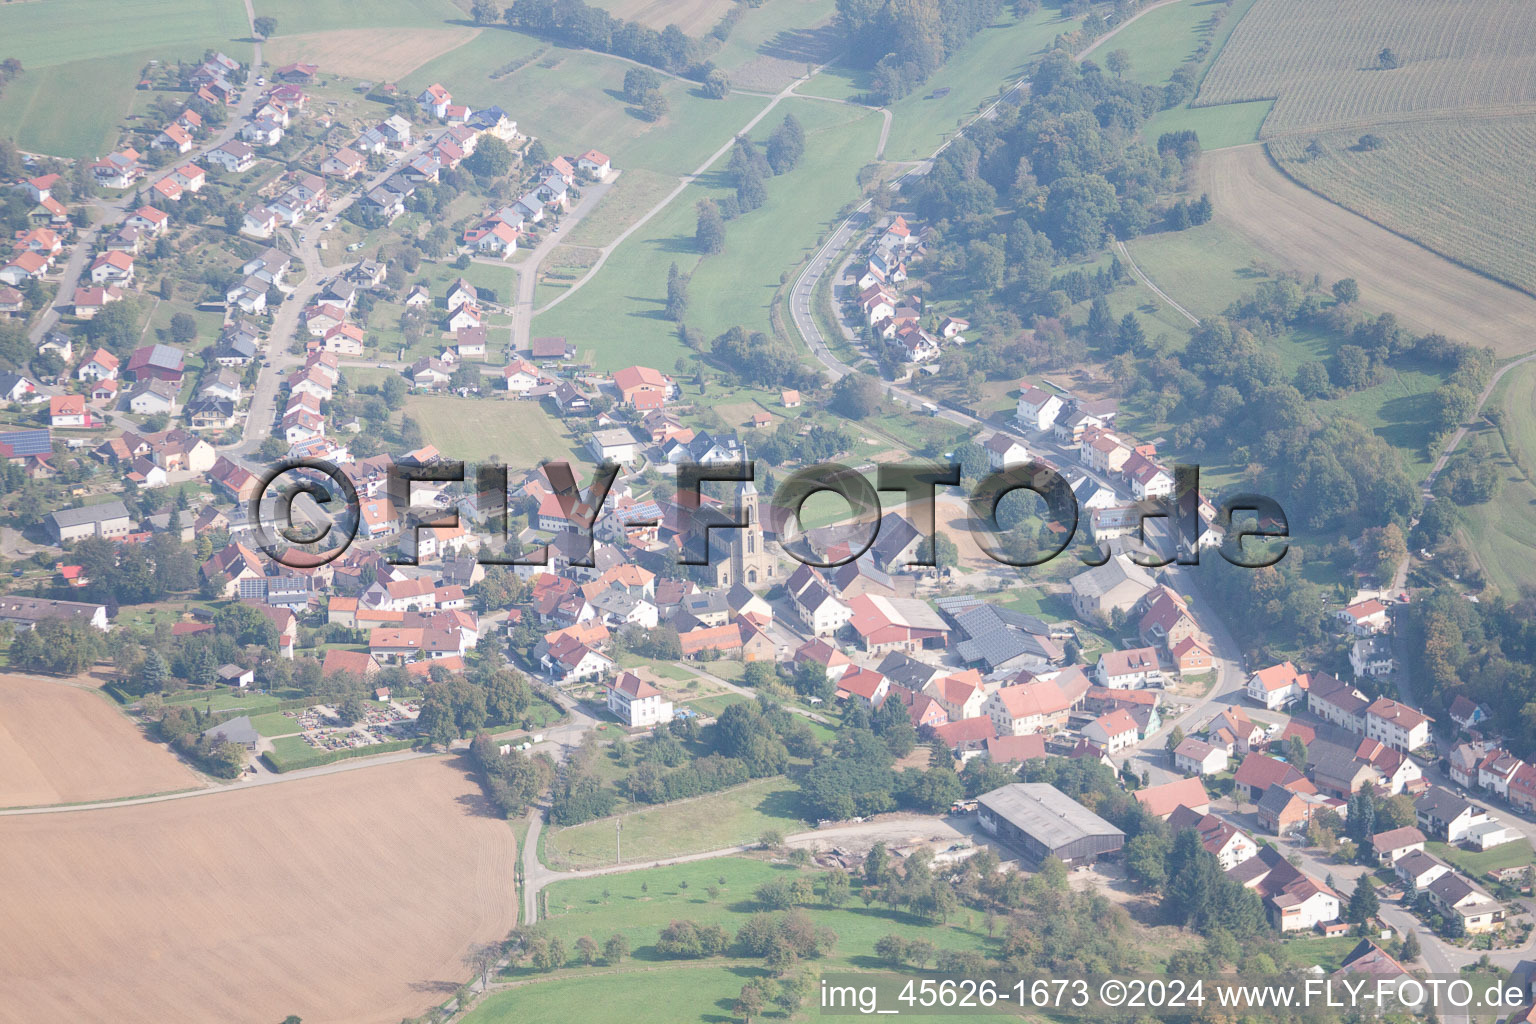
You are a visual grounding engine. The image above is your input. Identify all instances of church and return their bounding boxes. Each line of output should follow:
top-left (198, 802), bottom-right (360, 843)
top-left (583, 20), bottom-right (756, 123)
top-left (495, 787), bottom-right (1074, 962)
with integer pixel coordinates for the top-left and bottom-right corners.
top-left (709, 478), bottom-right (777, 588)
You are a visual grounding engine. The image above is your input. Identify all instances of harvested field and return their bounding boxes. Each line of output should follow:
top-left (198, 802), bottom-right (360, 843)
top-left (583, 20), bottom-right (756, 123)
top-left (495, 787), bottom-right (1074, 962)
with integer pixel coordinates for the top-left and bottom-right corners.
top-left (265, 26), bottom-right (480, 81)
top-left (1197, 146), bottom-right (1536, 357)
top-left (0, 757), bottom-right (518, 1024)
top-left (1196, 0), bottom-right (1536, 136)
top-left (1268, 116), bottom-right (1536, 297)
top-left (592, 0), bottom-right (734, 33)
top-left (0, 673), bottom-right (197, 807)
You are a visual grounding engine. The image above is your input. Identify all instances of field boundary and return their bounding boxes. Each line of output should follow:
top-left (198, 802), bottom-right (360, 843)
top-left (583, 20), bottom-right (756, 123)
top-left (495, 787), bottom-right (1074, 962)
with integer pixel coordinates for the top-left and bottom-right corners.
top-left (261, 736), bottom-right (419, 773)
top-left (1260, 142), bottom-right (1536, 302)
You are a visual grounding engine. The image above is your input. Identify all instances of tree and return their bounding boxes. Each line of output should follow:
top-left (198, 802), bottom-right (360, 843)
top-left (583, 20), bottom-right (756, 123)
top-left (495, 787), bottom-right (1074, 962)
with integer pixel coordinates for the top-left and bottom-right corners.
top-left (139, 646), bottom-right (170, 694)
top-left (766, 114), bottom-right (805, 175)
top-left (1165, 725), bottom-right (1185, 752)
top-left (462, 942), bottom-right (500, 988)
top-left (623, 67), bottom-right (662, 105)
top-left (253, 15), bottom-right (278, 37)
top-left (1087, 295), bottom-right (1114, 344)
top-left (665, 262), bottom-right (689, 321)
top-left (575, 935), bottom-right (598, 965)
top-left (1295, 360), bottom-right (1331, 398)
top-left (822, 869), bottom-right (850, 906)
top-left (380, 373), bottom-right (407, 410)
top-left (640, 90), bottom-right (669, 122)
top-left (1378, 47), bottom-right (1399, 70)
top-left (603, 932), bottom-right (629, 964)
top-left (830, 372), bottom-right (881, 420)
top-left (873, 933), bottom-right (907, 965)
top-left (470, 0), bottom-right (501, 24)
top-left (703, 68), bottom-right (730, 98)
top-left (1366, 523), bottom-right (1407, 585)
top-left (1400, 931), bottom-right (1420, 961)
top-left (1105, 49), bottom-right (1130, 77)
top-left (1347, 877), bottom-right (1380, 923)
top-left (1286, 735), bottom-right (1308, 769)
top-left (1346, 790), bottom-right (1376, 843)
top-left (169, 312), bottom-right (198, 345)
top-left (933, 533), bottom-right (959, 571)
top-left (1117, 311), bottom-right (1146, 353)
top-left (735, 980), bottom-right (768, 1022)
top-left (696, 200), bottom-right (725, 254)
top-left (1332, 278), bottom-right (1359, 304)
top-left (464, 136), bottom-right (513, 178)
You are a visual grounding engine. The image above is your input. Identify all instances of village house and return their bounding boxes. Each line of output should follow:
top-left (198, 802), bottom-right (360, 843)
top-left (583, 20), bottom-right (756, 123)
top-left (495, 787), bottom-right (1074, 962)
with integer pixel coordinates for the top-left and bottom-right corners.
top-left (1135, 777), bottom-right (1212, 820)
top-left (607, 671), bottom-right (673, 727)
top-left (1174, 737), bottom-right (1229, 776)
top-left (1095, 646), bottom-right (1162, 689)
top-left (1247, 661), bottom-right (1308, 709)
top-left (1083, 708), bottom-right (1140, 755)
top-left (1016, 385), bottom-right (1065, 431)
top-left (1363, 697), bottom-right (1431, 752)
top-left (1371, 826), bottom-right (1426, 865)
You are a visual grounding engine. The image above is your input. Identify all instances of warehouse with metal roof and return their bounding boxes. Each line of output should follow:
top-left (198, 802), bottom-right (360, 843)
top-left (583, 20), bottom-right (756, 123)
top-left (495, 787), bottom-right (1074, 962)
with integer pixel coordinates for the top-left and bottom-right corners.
top-left (976, 783), bottom-right (1125, 864)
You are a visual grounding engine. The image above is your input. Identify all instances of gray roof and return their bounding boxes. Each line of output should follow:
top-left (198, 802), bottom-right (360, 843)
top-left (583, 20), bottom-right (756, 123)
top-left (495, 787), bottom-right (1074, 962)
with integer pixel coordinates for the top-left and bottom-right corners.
top-left (978, 783), bottom-right (1124, 849)
top-left (683, 589), bottom-right (730, 616)
top-left (1416, 786), bottom-right (1475, 820)
top-left (203, 715), bottom-right (258, 746)
top-left (1071, 553), bottom-right (1156, 599)
top-left (1226, 845), bottom-right (1285, 885)
top-left (1428, 872), bottom-right (1490, 906)
top-left (869, 511), bottom-right (921, 566)
top-left (950, 603), bottom-right (1059, 672)
top-left (831, 557), bottom-right (893, 594)
top-left (1394, 850), bottom-right (1445, 878)
top-left (876, 651), bottom-right (939, 689)
top-left (49, 500), bottom-right (130, 529)
top-left (1308, 740), bottom-right (1370, 786)
top-left (0, 595), bottom-right (106, 624)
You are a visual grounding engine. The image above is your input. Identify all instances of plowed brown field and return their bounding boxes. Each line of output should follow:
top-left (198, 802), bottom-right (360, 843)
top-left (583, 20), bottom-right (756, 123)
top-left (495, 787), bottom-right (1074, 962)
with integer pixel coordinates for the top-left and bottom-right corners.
top-left (0, 757), bottom-right (518, 1024)
top-left (0, 672), bottom-right (198, 808)
top-left (1198, 146), bottom-right (1536, 357)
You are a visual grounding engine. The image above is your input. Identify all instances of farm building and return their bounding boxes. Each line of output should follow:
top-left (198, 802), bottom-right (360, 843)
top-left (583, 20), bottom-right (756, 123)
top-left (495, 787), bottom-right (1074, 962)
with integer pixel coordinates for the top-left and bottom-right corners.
top-left (976, 783), bottom-right (1124, 864)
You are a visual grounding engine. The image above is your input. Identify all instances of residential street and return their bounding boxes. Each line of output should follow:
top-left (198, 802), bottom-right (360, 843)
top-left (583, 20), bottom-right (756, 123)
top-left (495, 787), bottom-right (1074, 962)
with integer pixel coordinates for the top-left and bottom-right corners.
top-left (28, 32), bottom-right (266, 350)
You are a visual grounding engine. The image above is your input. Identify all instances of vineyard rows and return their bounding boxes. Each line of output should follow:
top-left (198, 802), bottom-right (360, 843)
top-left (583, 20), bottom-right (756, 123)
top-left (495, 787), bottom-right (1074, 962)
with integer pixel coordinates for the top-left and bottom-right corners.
top-left (1269, 116), bottom-right (1536, 297)
top-left (1195, 0), bottom-right (1536, 136)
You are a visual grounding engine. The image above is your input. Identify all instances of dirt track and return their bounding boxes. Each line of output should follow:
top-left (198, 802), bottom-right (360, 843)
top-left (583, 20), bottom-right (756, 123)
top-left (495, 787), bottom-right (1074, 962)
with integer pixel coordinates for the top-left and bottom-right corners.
top-left (0, 757), bottom-right (517, 1024)
top-left (1199, 146), bottom-right (1536, 357)
top-left (0, 673), bottom-right (198, 807)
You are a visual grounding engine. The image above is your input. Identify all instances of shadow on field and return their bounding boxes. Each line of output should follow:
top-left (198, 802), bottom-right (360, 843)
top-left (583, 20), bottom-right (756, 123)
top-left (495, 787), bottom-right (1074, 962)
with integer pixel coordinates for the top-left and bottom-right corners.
top-left (408, 977), bottom-right (463, 995)
top-left (759, 24), bottom-right (843, 64)
top-left (449, 752), bottom-right (506, 819)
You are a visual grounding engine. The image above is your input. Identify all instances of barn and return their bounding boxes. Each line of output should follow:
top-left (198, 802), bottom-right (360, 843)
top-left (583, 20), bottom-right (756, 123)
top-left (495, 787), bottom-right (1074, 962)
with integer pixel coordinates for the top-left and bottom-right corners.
top-left (976, 783), bottom-right (1125, 864)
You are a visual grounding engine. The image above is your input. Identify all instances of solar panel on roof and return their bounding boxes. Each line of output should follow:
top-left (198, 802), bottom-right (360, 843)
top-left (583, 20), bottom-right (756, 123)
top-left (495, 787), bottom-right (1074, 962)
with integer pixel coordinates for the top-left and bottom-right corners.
top-left (0, 429), bottom-right (52, 456)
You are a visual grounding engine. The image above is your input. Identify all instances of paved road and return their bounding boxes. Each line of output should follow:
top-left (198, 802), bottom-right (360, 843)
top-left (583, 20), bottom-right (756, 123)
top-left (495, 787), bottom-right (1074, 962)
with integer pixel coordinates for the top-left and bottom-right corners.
top-left (30, 24), bottom-right (265, 349)
top-left (506, 174), bottom-right (617, 351)
top-left (535, 65), bottom-right (830, 320)
top-left (227, 134), bottom-right (443, 460)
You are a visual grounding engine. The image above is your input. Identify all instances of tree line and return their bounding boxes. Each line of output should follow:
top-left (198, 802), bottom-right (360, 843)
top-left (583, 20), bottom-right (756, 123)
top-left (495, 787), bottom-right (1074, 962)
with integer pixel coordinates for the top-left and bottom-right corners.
top-left (835, 0), bottom-right (1006, 103)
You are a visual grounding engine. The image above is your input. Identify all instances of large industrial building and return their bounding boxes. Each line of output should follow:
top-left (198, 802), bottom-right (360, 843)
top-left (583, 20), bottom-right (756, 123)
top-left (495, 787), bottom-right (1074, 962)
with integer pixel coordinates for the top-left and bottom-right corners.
top-left (976, 783), bottom-right (1125, 864)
